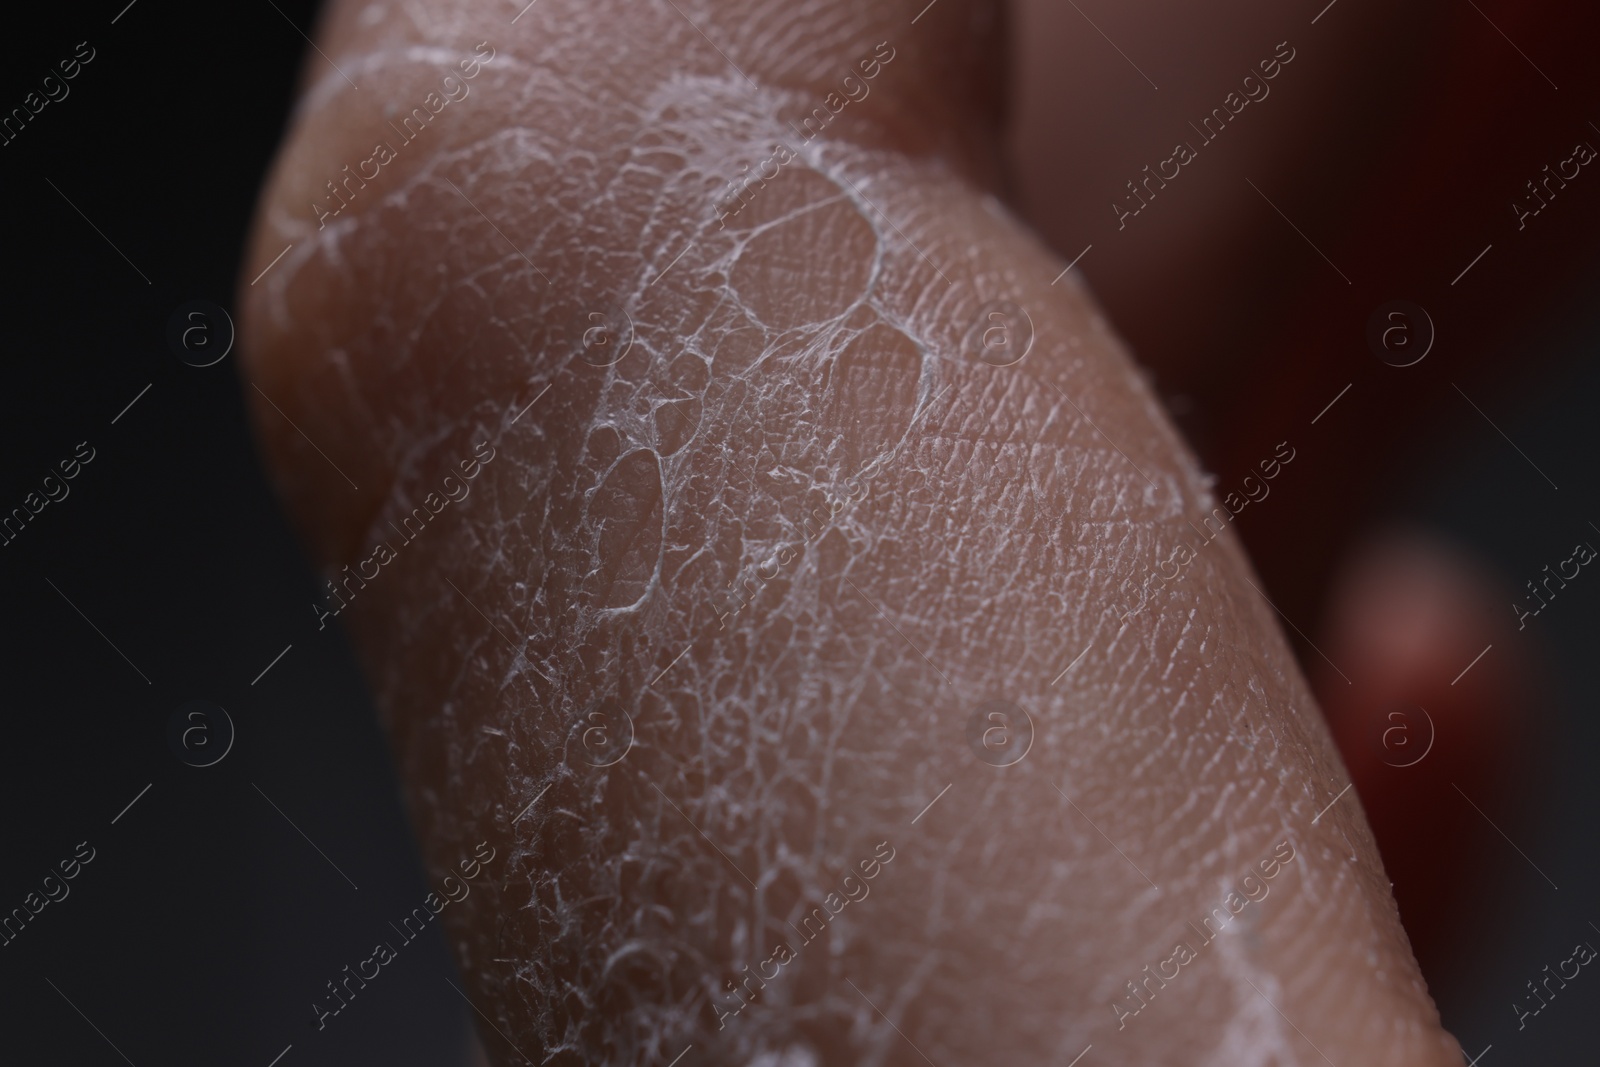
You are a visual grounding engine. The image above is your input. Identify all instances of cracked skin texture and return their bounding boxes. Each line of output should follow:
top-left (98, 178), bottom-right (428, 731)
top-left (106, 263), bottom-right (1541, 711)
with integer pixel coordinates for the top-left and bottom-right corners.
top-left (238, 1), bottom-right (1462, 1064)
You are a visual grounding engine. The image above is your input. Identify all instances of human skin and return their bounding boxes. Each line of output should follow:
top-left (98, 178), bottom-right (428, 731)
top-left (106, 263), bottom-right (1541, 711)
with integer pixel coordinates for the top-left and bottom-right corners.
top-left (1011, 0), bottom-right (1600, 630)
top-left (239, 1), bottom-right (1462, 1064)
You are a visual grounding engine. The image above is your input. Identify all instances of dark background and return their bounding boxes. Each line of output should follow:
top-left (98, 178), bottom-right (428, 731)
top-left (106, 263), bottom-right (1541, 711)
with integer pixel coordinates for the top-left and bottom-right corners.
top-left (0, 1), bottom-right (1595, 1065)
top-left (0, 2), bottom-right (475, 1065)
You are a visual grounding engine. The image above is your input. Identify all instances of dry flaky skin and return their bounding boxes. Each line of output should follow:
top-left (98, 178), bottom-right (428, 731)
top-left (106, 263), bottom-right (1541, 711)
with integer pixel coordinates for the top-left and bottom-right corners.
top-left (240, 1), bottom-right (1461, 1064)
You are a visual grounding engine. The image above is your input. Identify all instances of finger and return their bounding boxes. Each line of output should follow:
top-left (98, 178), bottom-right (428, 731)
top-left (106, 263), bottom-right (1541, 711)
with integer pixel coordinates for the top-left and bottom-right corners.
top-left (240, 1), bottom-right (1459, 1064)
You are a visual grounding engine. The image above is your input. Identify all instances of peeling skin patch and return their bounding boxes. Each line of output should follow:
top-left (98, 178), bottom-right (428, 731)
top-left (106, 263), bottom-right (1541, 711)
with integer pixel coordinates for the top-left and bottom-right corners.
top-left (240, 4), bottom-right (1460, 1065)
top-left (728, 170), bottom-right (878, 331)
top-left (585, 448), bottom-right (665, 611)
top-left (1200, 947), bottom-right (1301, 1067)
top-left (743, 1044), bottom-right (819, 1067)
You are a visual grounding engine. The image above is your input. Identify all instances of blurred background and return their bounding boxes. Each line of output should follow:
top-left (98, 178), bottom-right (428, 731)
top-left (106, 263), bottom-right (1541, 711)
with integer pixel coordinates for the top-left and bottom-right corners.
top-left (1006, 0), bottom-right (1600, 1058)
top-left (1, 0), bottom-right (1595, 1063)
top-left (0, 2), bottom-right (480, 1064)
